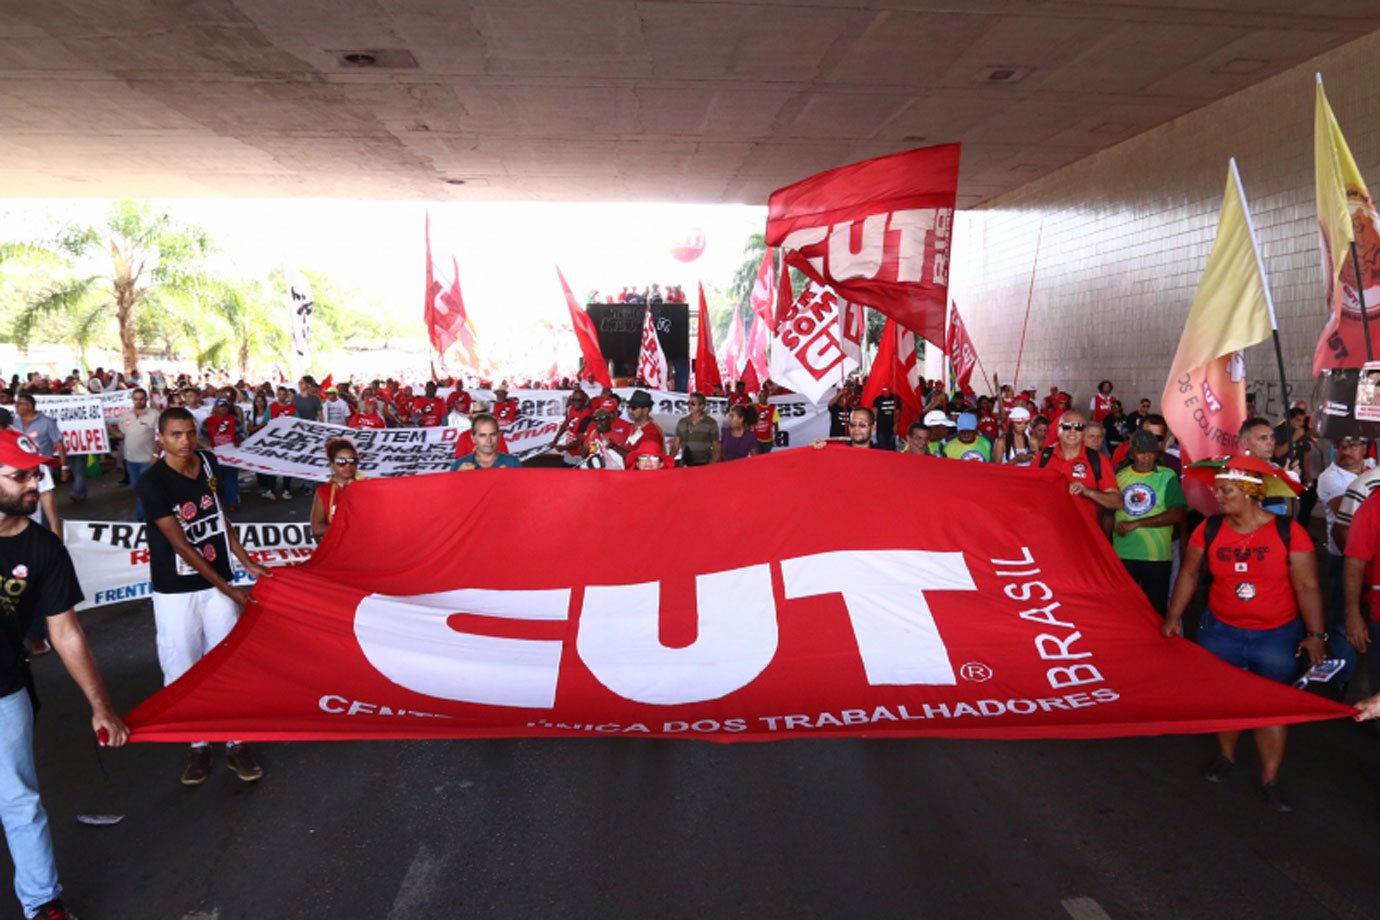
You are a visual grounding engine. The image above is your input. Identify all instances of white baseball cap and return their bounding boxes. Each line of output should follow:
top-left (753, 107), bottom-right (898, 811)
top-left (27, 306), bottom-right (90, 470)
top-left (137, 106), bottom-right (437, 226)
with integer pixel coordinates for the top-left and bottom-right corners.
top-left (923, 410), bottom-right (956, 427)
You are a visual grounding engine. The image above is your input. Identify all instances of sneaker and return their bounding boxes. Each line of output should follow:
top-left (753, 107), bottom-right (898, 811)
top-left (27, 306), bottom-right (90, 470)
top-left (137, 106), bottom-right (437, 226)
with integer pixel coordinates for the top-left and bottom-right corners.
top-left (1261, 781), bottom-right (1293, 812)
top-left (226, 743), bottom-right (264, 782)
top-left (260, 490), bottom-right (276, 501)
top-left (279, 489), bottom-right (293, 500)
top-left (181, 745), bottom-right (213, 786)
top-left (1202, 754), bottom-right (1236, 784)
top-left (30, 898), bottom-right (77, 919)
top-left (25, 638), bottom-right (51, 657)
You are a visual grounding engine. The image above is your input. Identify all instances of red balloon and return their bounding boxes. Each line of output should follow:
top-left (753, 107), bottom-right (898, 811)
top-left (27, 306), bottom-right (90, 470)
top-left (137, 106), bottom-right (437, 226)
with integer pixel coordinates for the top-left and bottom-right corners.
top-left (669, 227), bottom-right (706, 263)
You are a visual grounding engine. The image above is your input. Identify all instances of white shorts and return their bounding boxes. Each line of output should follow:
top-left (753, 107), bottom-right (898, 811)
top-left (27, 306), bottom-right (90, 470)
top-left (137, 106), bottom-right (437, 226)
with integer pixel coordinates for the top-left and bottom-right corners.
top-left (152, 587), bottom-right (242, 685)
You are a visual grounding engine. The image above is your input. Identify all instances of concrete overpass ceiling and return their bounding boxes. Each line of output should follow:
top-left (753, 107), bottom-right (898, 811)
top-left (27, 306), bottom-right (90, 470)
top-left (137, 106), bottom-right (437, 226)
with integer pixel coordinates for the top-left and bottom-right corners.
top-left (0, 1), bottom-right (1375, 205)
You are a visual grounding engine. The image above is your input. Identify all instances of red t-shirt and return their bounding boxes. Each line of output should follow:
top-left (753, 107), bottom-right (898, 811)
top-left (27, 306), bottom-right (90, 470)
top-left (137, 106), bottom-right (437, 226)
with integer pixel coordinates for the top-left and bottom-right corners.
top-left (1344, 492), bottom-right (1380, 618)
top-left (412, 396), bottom-right (447, 427)
top-left (1040, 446), bottom-right (1117, 526)
top-left (348, 412), bottom-right (385, 429)
top-left (1192, 518), bottom-right (1313, 629)
top-left (202, 415), bottom-right (237, 447)
top-left (394, 394), bottom-right (415, 417)
top-left (1091, 393), bottom-right (1116, 423)
top-left (583, 419), bottom-right (633, 455)
top-left (728, 393), bottom-right (751, 408)
top-left (446, 390), bottom-right (472, 413)
top-left (493, 399), bottom-right (519, 425)
top-left (977, 413), bottom-right (1000, 440)
top-left (752, 404), bottom-right (779, 441)
top-left (269, 401), bottom-right (296, 419)
top-left (454, 429), bottom-right (511, 458)
top-left (625, 420), bottom-right (664, 453)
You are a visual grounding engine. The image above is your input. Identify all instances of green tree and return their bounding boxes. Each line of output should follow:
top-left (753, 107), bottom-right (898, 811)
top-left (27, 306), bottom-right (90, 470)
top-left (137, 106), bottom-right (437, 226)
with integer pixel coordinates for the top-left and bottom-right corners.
top-left (1, 200), bottom-right (218, 373)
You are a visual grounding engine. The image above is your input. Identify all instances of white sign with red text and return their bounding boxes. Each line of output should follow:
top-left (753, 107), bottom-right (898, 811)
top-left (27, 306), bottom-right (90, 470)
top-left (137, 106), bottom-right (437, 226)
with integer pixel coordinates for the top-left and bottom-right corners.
top-left (33, 394), bottom-right (109, 455)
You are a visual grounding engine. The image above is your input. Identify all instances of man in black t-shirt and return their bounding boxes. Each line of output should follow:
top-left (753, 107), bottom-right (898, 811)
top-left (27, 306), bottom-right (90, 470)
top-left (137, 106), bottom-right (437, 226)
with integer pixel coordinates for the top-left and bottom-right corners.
top-left (135, 408), bottom-right (269, 787)
top-left (872, 387), bottom-right (900, 450)
top-left (0, 429), bottom-right (126, 920)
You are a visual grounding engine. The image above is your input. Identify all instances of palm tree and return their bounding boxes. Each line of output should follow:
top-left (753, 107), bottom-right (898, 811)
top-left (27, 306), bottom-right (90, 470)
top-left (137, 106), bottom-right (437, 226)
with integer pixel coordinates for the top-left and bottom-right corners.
top-left (201, 281), bottom-right (291, 375)
top-left (2, 200), bottom-right (219, 373)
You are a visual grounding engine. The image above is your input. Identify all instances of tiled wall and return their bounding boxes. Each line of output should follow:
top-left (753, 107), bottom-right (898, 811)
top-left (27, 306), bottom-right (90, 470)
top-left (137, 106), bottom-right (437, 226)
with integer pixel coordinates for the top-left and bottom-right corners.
top-left (949, 29), bottom-right (1380, 422)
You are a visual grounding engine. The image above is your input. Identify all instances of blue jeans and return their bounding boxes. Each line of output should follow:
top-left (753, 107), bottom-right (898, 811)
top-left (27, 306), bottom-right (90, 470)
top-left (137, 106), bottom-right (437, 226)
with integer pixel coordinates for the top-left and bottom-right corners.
top-left (219, 466), bottom-right (240, 508)
top-left (1197, 609), bottom-right (1304, 685)
top-left (0, 688), bottom-right (61, 916)
top-left (1325, 553), bottom-right (1360, 684)
top-left (68, 455), bottom-right (87, 499)
top-left (127, 460), bottom-right (150, 521)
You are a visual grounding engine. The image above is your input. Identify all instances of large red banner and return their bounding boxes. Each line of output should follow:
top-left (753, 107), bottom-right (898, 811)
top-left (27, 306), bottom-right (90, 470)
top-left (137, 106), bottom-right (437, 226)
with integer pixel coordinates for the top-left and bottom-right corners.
top-left (125, 451), bottom-right (1350, 742)
top-left (766, 144), bottom-right (959, 347)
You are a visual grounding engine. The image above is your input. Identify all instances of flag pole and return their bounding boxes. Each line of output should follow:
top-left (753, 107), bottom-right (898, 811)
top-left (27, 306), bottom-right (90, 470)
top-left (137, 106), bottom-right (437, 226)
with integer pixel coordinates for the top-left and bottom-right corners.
top-left (1011, 222), bottom-right (1043, 389)
top-left (1350, 241), bottom-right (1375, 361)
top-left (1231, 157), bottom-right (1291, 411)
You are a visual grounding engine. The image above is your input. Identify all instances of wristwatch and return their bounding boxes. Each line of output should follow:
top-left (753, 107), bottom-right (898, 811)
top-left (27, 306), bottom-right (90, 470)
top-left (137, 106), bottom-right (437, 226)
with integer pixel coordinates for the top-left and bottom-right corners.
top-left (1305, 631), bottom-right (1328, 641)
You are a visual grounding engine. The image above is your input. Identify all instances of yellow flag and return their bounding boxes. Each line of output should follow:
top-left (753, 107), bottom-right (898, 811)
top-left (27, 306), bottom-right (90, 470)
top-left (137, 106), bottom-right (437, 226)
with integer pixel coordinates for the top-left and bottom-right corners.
top-left (1316, 74), bottom-right (1358, 286)
top-left (1161, 160), bottom-right (1273, 464)
top-left (1313, 73), bottom-right (1380, 373)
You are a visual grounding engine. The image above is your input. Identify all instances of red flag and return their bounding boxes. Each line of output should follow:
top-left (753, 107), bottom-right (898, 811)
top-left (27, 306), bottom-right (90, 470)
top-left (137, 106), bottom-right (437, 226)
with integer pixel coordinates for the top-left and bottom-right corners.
top-left (749, 249), bottom-right (775, 326)
top-left (945, 302), bottom-right (979, 391)
top-left (636, 305), bottom-right (668, 389)
top-left (721, 303), bottom-right (746, 387)
top-left (693, 283), bottom-right (723, 394)
top-left (424, 215), bottom-right (480, 365)
top-left (862, 318), bottom-right (923, 434)
top-left (766, 144), bottom-right (959, 346)
top-left (740, 355), bottom-right (761, 395)
top-left (744, 312), bottom-right (769, 385)
top-left (123, 450), bottom-right (1351, 742)
top-left (318, 374), bottom-right (334, 393)
top-left (556, 266), bottom-right (613, 388)
top-left (774, 259), bottom-right (793, 331)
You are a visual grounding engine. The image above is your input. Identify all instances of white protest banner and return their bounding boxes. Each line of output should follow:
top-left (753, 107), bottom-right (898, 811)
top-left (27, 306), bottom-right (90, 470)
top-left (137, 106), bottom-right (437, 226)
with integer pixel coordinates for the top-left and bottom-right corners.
top-left (91, 389), bottom-right (134, 421)
top-left (33, 394), bottom-right (109, 455)
top-left (217, 390), bottom-right (832, 481)
top-left (65, 519), bottom-right (316, 611)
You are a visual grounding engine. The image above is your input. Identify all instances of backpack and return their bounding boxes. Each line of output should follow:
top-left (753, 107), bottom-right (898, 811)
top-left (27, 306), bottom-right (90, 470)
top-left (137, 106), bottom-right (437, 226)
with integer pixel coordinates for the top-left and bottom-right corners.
top-left (1198, 513), bottom-right (1292, 586)
top-left (1038, 445), bottom-right (1103, 482)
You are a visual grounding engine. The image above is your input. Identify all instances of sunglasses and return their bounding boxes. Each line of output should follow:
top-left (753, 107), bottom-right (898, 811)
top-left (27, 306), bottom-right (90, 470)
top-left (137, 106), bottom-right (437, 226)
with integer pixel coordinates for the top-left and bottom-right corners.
top-left (1059, 423), bottom-right (1086, 431)
top-left (333, 457), bottom-right (359, 466)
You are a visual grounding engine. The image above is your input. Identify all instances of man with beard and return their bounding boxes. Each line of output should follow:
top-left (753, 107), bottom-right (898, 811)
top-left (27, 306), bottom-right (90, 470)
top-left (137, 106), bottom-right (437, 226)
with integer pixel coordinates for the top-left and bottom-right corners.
top-left (0, 429), bottom-right (127, 920)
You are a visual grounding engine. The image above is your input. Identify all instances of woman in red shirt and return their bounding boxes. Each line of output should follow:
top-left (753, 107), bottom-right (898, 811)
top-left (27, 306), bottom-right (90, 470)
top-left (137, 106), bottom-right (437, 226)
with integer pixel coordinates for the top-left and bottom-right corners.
top-left (1163, 456), bottom-right (1325, 811)
top-left (310, 438), bottom-right (365, 538)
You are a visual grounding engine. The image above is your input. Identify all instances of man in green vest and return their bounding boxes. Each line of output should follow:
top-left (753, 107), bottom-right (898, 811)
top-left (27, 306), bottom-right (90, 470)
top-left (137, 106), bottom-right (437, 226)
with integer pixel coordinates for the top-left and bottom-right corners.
top-left (1113, 429), bottom-right (1187, 616)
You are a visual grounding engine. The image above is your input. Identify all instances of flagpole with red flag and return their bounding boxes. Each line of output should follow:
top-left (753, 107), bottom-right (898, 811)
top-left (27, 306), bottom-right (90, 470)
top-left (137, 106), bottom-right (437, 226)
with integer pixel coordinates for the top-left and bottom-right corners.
top-left (556, 266), bottom-right (614, 388)
top-left (693, 283), bottom-right (724, 395)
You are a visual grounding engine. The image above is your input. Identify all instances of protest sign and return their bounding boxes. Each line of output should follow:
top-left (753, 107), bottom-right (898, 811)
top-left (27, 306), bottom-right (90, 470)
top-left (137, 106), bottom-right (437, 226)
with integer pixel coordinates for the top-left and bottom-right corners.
top-left (66, 519), bottom-right (316, 611)
top-left (33, 394), bottom-right (110, 455)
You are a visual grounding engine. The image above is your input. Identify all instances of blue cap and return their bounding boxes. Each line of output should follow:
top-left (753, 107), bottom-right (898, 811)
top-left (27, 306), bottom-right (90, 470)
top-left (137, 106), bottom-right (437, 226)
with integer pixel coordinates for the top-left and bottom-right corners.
top-left (957, 412), bottom-right (978, 432)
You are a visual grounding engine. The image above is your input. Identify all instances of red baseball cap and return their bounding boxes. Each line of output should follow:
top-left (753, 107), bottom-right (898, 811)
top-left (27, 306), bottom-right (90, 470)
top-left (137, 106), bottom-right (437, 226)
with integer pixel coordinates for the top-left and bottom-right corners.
top-left (0, 430), bottom-right (58, 468)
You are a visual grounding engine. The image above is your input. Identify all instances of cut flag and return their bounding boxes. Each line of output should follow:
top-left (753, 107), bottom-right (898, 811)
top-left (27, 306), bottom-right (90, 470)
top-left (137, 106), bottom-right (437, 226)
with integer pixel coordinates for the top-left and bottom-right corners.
top-left (862, 317), bottom-right (922, 435)
top-left (1313, 74), bottom-right (1380, 373)
top-left (1161, 159), bottom-right (1275, 511)
top-left (946, 302), bottom-right (979, 392)
top-left (692, 283), bottom-right (724, 395)
top-left (636, 305), bottom-right (669, 390)
top-left (766, 144), bottom-right (959, 346)
top-left (769, 276), bottom-right (863, 405)
top-left (557, 266), bottom-right (614, 388)
top-left (424, 215), bottom-right (480, 367)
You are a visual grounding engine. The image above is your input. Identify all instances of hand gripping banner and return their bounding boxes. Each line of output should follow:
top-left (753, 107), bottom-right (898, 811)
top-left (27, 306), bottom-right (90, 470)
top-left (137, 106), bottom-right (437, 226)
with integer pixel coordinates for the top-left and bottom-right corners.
top-left (124, 450), bottom-right (1351, 742)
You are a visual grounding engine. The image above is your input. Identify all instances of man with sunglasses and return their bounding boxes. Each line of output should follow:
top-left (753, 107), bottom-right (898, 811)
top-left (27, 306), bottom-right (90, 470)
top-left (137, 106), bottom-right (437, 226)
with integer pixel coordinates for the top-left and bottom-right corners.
top-left (1039, 410), bottom-right (1120, 531)
top-left (134, 408), bottom-right (269, 786)
top-left (0, 429), bottom-right (127, 920)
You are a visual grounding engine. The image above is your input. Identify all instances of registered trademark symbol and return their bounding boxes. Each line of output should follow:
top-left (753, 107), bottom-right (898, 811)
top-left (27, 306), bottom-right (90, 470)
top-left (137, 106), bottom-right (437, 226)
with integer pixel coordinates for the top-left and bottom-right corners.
top-left (959, 662), bottom-right (993, 682)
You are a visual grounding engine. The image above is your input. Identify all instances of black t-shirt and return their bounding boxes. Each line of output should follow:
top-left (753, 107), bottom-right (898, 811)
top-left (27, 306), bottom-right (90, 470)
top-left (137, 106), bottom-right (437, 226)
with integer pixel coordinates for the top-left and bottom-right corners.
top-left (292, 393), bottom-right (324, 421)
top-left (0, 521), bottom-right (83, 697)
top-left (134, 452), bottom-right (235, 594)
top-left (872, 394), bottom-right (899, 432)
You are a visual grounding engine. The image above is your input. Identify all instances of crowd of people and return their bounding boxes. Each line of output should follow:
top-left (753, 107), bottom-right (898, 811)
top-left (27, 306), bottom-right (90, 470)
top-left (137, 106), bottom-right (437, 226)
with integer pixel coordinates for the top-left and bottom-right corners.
top-left (6, 362), bottom-right (1380, 919)
top-left (587, 284), bottom-right (689, 305)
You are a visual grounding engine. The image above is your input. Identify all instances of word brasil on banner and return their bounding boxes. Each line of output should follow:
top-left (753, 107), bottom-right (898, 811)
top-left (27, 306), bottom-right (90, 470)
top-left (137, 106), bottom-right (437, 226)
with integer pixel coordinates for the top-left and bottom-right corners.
top-left (123, 450), bottom-right (1351, 742)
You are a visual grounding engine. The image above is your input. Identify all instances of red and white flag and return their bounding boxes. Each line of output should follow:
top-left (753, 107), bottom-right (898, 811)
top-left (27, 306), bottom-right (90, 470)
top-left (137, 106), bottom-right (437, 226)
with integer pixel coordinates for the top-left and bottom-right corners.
top-left (946, 302), bottom-right (979, 391)
top-left (744, 313), bottom-right (770, 387)
top-left (557, 266), bottom-right (614, 388)
top-left (122, 450), bottom-right (1352, 743)
top-left (721, 303), bottom-right (746, 387)
top-left (636, 306), bottom-right (668, 390)
top-left (692, 283), bottom-right (724, 395)
top-left (769, 276), bottom-right (863, 404)
top-left (749, 249), bottom-right (775, 326)
top-left (424, 215), bottom-right (480, 366)
top-left (863, 317), bottom-right (923, 434)
top-left (766, 144), bottom-right (959, 346)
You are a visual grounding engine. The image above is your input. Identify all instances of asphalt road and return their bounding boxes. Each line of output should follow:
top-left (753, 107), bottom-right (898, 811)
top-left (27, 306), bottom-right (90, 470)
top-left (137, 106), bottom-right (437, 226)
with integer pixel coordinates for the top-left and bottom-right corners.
top-left (14, 470), bottom-right (1380, 920)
